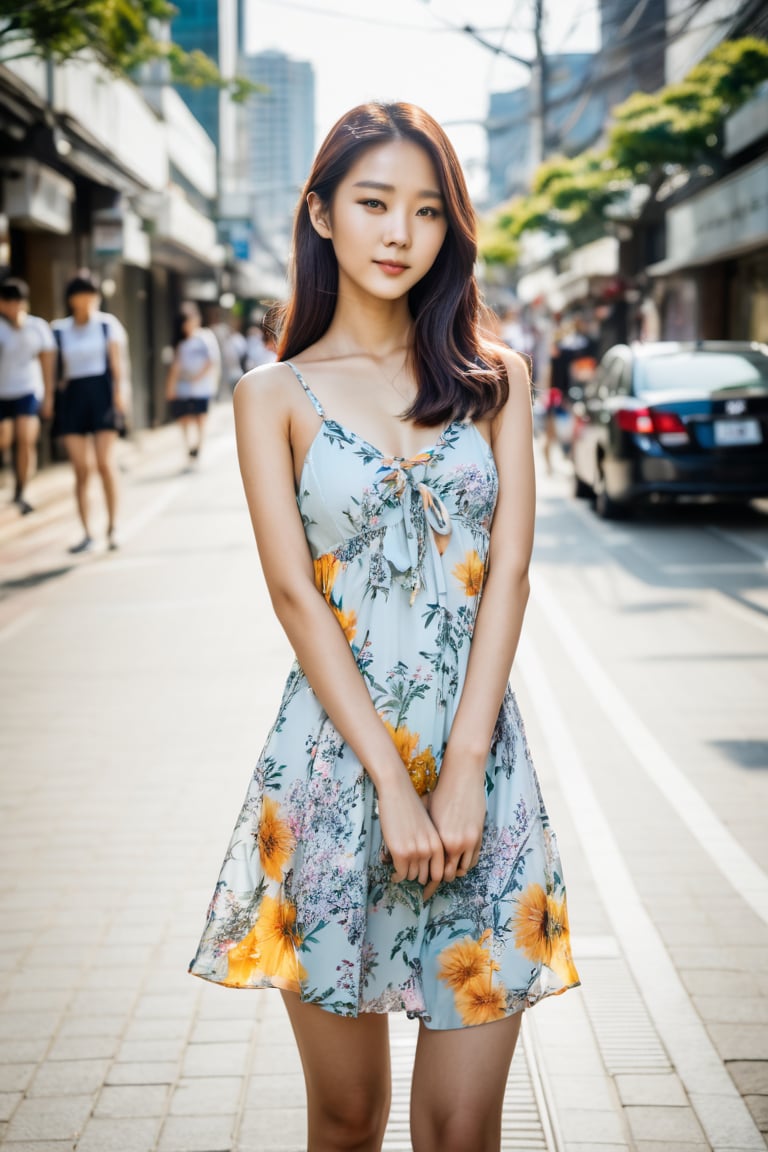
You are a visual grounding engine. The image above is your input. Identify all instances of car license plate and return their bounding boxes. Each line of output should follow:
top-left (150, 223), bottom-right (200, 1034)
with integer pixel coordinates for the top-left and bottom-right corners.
top-left (713, 418), bottom-right (762, 446)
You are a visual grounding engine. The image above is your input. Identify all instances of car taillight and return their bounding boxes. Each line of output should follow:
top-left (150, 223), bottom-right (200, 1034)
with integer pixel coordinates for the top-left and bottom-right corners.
top-left (617, 407), bottom-right (689, 444)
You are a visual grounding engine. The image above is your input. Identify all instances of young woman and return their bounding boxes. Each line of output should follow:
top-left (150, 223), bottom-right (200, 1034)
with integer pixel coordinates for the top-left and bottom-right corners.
top-left (165, 302), bottom-right (221, 467)
top-left (52, 272), bottom-right (126, 553)
top-left (0, 277), bottom-right (56, 515)
top-left (189, 102), bottom-right (579, 1152)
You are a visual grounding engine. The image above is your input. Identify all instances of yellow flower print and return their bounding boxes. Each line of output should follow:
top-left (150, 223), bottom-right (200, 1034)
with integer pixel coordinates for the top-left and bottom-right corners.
top-left (226, 896), bottom-right (307, 991)
top-left (382, 719), bottom-right (437, 796)
top-left (455, 974), bottom-right (508, 1025)
top-left (331, 603), bottom-right (357, 643)
top-left (408, 749), bottom-right (437, 796)
top-left (313, 553), bottom-right (340, 601)
top-left (512, 883), bottom-right (579, 983)
top-left (314, 553), bottom-right (357, 641)
top-left (437, 930), bottom-right (498, 991)
top-left (257, 796), bottom-right (295, 881)
top-left (452, 550), bottom-right (485, 596)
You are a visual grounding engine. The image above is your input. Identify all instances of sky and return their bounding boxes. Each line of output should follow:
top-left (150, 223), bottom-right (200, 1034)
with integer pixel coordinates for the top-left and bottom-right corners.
top-left (245, 0), bottom-right (600, 199)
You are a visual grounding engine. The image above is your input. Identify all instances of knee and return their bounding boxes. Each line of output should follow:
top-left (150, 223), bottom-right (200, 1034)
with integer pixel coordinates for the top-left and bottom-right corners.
top-left (419, 1105), bottom-right (497, 1152)
top-left (311, 1088), bottom-right (389, 1149)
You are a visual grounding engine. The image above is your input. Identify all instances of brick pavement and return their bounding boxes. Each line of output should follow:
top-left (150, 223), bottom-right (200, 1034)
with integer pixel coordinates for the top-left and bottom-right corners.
top-left (0, 408), bottom-right (765, 1151)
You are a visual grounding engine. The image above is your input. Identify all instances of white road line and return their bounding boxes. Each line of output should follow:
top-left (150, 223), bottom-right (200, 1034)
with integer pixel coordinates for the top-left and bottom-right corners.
top-left (662, 562), bottom-right (765, 575)
top-left (532, 575), bottom-right (768, 927)
top-left (708, 526), bottom-right (768, 567)
top-left (516, 636), bottom-right (766, 1152)
top-left (711, 589), bottom-right (768, 635)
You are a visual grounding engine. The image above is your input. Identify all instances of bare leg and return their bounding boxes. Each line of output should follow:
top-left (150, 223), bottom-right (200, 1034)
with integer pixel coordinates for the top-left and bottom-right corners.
top-left (14, 414), bottom-right (40, 506)
top-left (178, 415), bottom-right (193, 455)
top-left (192, 412), bottom-right (207, 456)
top-left (0, 419), bottom-right (12, 484)
top-left (410, 1011), bottom-right (522, 1152)
top-left (64, 434), bottom-right (92, 539)
top-left (280, 992), bottom-right (391, 1152)
top-left (94, 430), bottom-right (119, 540)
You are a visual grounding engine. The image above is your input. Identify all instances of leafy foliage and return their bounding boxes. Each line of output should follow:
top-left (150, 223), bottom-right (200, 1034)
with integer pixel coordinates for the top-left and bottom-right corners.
top-left (0, 0), bottom-right (260, 101)
top-left (479, 37), bottom-right (768, 266)
top-left (610, 38), bottom-right (768, 172)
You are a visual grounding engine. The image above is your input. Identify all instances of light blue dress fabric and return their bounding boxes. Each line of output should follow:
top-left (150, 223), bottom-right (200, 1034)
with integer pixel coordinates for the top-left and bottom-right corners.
top-left (189, 362), bottom-right (579, 1029)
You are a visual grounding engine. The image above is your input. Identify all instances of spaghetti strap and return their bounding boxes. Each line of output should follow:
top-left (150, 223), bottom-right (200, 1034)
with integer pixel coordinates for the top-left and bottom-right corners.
top-left (284, 361), bottom-right (326, 419)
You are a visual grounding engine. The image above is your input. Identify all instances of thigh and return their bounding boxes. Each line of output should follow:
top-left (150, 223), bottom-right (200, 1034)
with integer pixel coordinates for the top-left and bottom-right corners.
top-left (0, 417), bottom-right (11, 450)
top-left (94, 429), bottom-right (117, 469)
top-left (16, 414), bottom-right (40, 445)
top-left (411, 1011), bottom-right (522, 1152)
top-left (64, 434), bottom-right (91, 472)
top-left (280, 992), bottom-right (391, 1112)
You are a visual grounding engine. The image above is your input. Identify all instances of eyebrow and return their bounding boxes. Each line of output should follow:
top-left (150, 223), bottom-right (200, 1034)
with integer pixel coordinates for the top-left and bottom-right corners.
top-left (352, 180), bottom-right (443, 199)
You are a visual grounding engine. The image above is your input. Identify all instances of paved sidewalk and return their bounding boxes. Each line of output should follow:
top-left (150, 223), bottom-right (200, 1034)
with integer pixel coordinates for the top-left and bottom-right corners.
top-left (0, 411), bottom-right (765, 1151)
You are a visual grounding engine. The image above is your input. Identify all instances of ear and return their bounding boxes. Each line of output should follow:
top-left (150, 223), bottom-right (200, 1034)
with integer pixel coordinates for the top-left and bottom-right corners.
top-left (307, 192), bottom-right (332, 239)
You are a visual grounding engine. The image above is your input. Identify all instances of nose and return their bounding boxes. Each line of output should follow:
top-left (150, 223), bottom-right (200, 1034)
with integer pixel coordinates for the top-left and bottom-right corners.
top-left (382, 210), bottom-right (410, 249)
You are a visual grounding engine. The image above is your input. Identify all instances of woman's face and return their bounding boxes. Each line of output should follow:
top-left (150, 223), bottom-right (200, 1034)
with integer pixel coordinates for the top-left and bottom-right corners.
top-left (69, 291), bottom-right (99, 321)
top-left (310, 138), bottom-right (448, 304)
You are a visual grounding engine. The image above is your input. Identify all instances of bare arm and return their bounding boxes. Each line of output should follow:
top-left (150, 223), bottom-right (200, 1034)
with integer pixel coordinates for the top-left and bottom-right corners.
top-left (426, 350), bottom-right (535, 890)
top-left (165, 356), bottom-right (180, 400)
top-left (234, 366), bottom-right (445, 889)
top-left (39, 350), bottom-right (56, 419)
top-left (108, 340), bottom-right (122, 410)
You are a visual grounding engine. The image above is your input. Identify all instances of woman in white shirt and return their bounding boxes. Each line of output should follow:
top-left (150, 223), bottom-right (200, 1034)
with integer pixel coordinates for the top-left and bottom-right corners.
top-left (0, 277), bottom-right (56, 515)
top-left (165, 302), bottom-right (221, 468)
top-left (52, 272), bottom-right (126, 553)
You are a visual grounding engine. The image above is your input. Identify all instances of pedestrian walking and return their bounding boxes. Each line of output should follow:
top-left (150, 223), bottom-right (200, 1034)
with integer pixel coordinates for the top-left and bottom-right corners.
top-left (189, 102), bottom-right (579, 1152)
top-left (164, 302), bottom-right (221, 468)
top-left (542, 311), bottom-right (598, 472)
top-left (244, 318), bottom-right (277, 370)
top-left (0, 276), bottom-right (56, 515)
top-left (51, 272), bottom-right (126, 553)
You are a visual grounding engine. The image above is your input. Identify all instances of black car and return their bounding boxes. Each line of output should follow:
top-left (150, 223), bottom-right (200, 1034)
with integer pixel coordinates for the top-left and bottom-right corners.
top-left (570, 341), bottom-right (768, 517)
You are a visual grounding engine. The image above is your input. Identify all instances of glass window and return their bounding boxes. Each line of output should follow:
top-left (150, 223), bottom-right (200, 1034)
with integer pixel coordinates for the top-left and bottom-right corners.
top-left (635, 351), bottom-right (768, 394)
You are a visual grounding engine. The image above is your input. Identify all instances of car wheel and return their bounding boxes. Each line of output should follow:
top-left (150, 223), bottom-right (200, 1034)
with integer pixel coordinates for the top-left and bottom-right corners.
top-left (573, 472), bottom-right (593, 499)
top-left (593, 468), bottom-right (628, 520)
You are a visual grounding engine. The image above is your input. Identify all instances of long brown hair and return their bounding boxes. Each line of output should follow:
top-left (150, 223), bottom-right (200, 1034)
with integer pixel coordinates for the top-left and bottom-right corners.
top-left (277, 102), bottom-right (508, 424)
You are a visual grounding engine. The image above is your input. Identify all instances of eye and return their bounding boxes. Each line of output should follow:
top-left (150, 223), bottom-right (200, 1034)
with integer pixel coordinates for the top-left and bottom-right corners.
top-left (416, 206), bottom-right (442, 218)
top-left (359, 198), bottom-right (385, 210)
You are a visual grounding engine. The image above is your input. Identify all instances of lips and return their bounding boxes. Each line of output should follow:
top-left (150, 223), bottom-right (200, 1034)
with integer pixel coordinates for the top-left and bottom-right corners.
top-left (375, 260), bottom-right (409, 274)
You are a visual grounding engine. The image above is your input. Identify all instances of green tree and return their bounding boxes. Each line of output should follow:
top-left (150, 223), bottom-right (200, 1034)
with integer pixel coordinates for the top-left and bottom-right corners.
top-left (610, 37), bottom-right (768, 174)
top-left (0, 0), bottom-right (259, 102)
top-left (480, 37), bottom-right (768, 264)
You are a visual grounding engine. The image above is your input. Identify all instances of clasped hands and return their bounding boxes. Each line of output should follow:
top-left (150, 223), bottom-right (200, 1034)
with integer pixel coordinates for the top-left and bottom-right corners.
top-left (377, 764), bottom-right (486, 903)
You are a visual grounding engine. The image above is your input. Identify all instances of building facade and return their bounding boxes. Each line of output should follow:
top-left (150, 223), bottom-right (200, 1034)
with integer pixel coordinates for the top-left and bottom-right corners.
top-left (0, 49), bottom-right (222, 441)
top-left (241, 50), bottom-right (315, 253)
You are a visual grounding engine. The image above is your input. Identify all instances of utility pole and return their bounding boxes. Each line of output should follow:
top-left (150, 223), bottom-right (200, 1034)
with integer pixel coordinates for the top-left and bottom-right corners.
top-left (462, 0), bottom-right (548, 171)
top-left (531, 0), bottom-right (547, 168)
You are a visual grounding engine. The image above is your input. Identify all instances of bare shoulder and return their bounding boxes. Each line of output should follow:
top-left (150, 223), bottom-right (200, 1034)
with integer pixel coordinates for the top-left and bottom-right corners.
top-left (498, 346), bottom-right (533, 395)
top-left (233, 361), bottom-right (297, 426)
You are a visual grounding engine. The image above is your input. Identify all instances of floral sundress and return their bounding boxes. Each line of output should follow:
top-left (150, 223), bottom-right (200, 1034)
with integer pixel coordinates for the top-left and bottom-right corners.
top-left (188, 362), bottom-right (579, 1029)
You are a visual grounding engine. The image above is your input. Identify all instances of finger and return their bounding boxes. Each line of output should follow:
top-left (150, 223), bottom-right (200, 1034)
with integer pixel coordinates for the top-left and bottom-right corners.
top-left (442, 856), bottom-right (459, 883)
top-left (422, 877), bottom-right (440, 902)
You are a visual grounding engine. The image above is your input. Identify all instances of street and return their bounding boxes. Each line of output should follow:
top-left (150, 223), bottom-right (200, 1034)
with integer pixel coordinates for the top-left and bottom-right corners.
top-left (0, 404), bottom-right (767, 1152)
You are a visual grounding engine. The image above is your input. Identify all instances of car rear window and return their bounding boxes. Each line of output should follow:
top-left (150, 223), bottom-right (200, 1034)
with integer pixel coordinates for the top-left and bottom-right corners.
top-left (635, 351), bottom-right (768, 394)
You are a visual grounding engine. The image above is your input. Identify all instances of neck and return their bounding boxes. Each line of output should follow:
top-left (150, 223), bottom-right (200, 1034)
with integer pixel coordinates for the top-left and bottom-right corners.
top-left (324, 290), bottom-right (413, 360)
